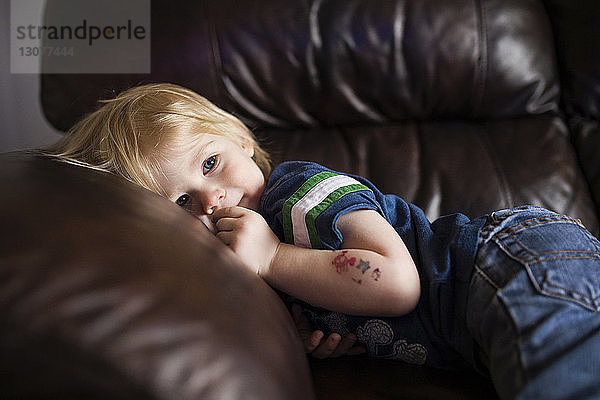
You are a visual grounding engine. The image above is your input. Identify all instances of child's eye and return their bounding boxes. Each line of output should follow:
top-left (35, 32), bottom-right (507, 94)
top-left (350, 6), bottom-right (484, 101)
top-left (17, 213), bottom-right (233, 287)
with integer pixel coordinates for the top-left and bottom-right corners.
top-left (203, 155), bottom-right (217, 174)
top-left (176, 194), bottom-right (190, 207)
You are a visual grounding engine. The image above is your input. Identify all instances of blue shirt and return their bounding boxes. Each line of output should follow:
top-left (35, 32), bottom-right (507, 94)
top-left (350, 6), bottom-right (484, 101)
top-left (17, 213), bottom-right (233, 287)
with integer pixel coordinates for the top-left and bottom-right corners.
top-left (260, 161), bottom-right (486, 368)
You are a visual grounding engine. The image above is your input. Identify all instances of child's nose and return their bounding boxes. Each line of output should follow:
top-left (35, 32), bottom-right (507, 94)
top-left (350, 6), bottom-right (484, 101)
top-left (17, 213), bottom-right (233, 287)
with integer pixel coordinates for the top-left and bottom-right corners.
top-left (202, 188), bottom-right (225, 215)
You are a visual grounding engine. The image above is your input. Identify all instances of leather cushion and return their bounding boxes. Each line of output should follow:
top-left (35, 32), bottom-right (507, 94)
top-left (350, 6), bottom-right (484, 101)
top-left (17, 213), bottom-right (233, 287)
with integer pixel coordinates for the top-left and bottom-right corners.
top-left (0, 152), bottom-right (314, 400)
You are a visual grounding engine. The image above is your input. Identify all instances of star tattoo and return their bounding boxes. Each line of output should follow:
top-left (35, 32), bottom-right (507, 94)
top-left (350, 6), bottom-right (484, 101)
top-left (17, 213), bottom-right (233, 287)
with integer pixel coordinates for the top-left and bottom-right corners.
top-left (356, 259), bottom-right (371, 274)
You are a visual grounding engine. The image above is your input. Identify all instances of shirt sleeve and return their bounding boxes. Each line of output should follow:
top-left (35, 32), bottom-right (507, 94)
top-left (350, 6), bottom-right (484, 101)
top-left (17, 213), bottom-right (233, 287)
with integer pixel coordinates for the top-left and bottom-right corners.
top-left (260, 162), bottom-right (382, 250)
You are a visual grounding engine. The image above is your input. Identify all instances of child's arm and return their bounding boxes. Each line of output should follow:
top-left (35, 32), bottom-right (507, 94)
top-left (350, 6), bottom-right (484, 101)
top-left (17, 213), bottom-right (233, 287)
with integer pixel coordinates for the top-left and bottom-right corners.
top-left (268, 209), bottom-right (420, 316)
top-left (212, 206), bottom-right (420, 317)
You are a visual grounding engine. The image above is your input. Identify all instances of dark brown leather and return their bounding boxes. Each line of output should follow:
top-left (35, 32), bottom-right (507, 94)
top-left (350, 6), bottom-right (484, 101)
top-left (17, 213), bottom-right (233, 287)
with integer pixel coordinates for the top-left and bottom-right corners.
top-left (0, 152), bottom-right (314, 400)
top-left (310, 358), bottom-right (497, 399)
top-left (260, 116), bottom-right (597, 230)
top-left (544, 0), bottom-right (600, 222)
top-left (42, 0), bottom-right (562, 127)
top-left (24, 0), bottom-right (600, 398)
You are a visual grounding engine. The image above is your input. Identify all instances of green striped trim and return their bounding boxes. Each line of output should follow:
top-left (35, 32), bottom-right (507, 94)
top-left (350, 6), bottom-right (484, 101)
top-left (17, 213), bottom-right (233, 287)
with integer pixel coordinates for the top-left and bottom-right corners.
top-left (305, 183), bottom-right (370, 249)
top-left (282, 171), bottom-right (337, 244)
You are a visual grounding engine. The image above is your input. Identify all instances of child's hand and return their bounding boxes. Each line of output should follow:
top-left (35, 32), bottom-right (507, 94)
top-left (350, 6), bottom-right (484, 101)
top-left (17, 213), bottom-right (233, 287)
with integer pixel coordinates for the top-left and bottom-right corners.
top-left (211, 206), bottom-right (280, 276)
top-left (292, 304), bottom-right (365, 359)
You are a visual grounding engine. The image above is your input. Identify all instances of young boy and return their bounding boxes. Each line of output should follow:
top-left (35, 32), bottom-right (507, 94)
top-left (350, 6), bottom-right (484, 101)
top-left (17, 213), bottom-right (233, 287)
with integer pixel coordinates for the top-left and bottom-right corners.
top-left (47, 83), bottom-right (600, 400)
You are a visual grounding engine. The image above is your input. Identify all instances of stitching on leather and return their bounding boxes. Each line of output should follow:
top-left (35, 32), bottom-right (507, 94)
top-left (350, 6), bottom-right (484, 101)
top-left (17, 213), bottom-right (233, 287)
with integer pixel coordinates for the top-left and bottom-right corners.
top-left (473, 0), bottom-right (488, 116)
top-left (204, 3), bottom-right (227, 103)
top-left (480, 128), bottom-right (514, 207)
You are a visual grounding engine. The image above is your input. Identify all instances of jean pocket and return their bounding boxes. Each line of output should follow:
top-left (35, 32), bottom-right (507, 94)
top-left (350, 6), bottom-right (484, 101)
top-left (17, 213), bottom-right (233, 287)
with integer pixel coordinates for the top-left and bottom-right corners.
top-left (493, 214), bottom-right (600, 312)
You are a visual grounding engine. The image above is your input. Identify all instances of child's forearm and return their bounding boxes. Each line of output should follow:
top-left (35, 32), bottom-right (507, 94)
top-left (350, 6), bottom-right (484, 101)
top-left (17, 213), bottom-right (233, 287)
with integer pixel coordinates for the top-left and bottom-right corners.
top-left (262, 243), bottom-right (420, 317)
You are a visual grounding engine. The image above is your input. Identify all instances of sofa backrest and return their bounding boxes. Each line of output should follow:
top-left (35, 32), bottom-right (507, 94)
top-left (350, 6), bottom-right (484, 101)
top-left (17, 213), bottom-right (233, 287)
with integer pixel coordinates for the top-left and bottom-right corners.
top-left (40, 0), bottom-right (600, 233)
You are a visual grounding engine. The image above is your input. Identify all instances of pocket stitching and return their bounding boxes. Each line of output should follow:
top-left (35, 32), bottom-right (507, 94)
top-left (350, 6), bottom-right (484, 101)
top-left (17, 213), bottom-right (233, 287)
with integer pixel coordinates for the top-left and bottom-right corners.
top-left (499, 228), bottom-right (600, 312)
top-left (528, 254), bottom-right (600, 304)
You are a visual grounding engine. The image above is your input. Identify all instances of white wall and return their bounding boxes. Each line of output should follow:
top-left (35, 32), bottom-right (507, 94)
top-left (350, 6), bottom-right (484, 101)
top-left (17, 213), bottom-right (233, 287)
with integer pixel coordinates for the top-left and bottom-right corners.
top-left (0, 0), bottom-right (62, 153)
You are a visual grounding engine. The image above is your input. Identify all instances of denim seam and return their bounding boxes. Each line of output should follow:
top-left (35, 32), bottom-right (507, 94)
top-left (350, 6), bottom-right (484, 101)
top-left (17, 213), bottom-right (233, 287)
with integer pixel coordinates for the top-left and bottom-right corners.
top-left (473, 263), bottom-right (499, 291)
top-left (529, 255), bottom-right (600, 263)
top-left (479, 209), bottom-right (540, 243)
top-left (501, 216), bottom-right (584, 235)
top-left (494, 215), bottom-right (597, 261)
top-left (494, 232), bottom-right (538, 270)
top-left (526, 250), bottom-right (600, 258)
top-left (541, 280), bottom-right (600, 306)
top-left (472, 263), bottom-right (529, 390)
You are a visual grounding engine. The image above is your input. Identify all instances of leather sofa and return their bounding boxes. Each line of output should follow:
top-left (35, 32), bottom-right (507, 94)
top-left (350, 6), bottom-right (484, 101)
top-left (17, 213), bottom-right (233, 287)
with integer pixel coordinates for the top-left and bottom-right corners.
top-left (2, 0), bottom-right (599, 398)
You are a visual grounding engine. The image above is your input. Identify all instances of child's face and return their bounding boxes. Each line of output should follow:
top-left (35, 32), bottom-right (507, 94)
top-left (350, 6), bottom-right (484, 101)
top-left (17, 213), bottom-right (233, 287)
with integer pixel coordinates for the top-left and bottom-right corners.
top-left (156, 133), bottom-right (265, 231)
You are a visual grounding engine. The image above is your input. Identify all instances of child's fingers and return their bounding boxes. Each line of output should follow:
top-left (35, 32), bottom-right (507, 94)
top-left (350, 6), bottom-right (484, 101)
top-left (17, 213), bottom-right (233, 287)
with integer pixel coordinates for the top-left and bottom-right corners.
top-left (310, 333), bottom-right (342, 359)
top-left (212, 207), bottom-right (252, 233)
top-left (198, 215), bottom-right (217, 234)
top-left (291, 304), bottom-right (325, 354)
top-left (290, 305), bottom-right (361, 358)
top-left (214, 230), bottom-right (234, 246)
top-left (330, 333), bottom-right (360, 358)
top-left (214, 217), bottom-right (236, 233)
top-left (303, 330), bottom-right (324, 353)
top-left (307, 333), bottom-right (365, 359)
top-left (211, 206), bottom-right (246, 221)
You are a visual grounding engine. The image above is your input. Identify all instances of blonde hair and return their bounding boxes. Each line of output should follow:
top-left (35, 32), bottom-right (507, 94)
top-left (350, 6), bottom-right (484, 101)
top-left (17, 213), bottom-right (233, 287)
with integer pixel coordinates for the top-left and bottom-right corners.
top-left (46, 83), bottom-right (271, 196)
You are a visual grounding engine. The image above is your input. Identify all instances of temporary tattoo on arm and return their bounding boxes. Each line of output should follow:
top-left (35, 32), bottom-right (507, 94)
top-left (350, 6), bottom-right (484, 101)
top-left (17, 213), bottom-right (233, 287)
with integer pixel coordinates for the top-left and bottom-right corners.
top-left (332, 250), bottom-right (356, 273)
top-left (356, 259), bottom-right (371, 273)
top-left (371, 268), bottom-right (381, 281)
top-left (331, 252), bottom-right (382, 284)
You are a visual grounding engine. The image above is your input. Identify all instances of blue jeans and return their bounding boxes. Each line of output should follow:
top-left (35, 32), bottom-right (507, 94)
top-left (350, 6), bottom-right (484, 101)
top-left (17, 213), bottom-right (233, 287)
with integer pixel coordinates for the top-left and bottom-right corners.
top-left (467, 206), bottom-right (600, 400)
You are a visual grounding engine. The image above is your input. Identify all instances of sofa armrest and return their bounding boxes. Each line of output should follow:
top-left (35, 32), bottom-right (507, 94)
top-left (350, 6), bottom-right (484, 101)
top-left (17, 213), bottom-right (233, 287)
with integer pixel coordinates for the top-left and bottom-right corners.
top-left (0, 151), bottom-right (314, 400)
